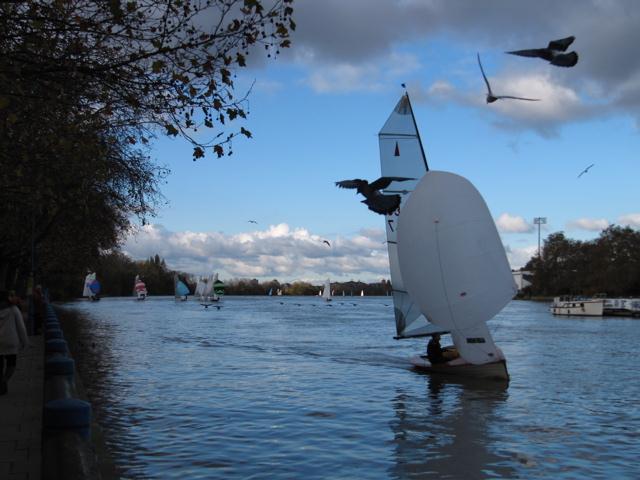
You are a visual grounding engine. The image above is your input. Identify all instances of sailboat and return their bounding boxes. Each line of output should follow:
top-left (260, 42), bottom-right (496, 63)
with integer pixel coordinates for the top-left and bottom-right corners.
top-left (378, 93), bottom-right (515, 381)
top-left (360, 290), bottom-right (364, 297)
top-left (195, 275), bottom-right (214, 306)
top-left (268, 288), bottom-right (273, 296)
top-left (212, 273), bottom-right (225, 301)
top-left (83, 272), bottom-right (100, 301)
top-left (322, 279), bottom-right (332, 302)
top-left (134, 275), bottom-right (147, 300)
top-left (397, 171), bottom-right (516, 381)
top-left (174, 274), bottom-right (190, 301)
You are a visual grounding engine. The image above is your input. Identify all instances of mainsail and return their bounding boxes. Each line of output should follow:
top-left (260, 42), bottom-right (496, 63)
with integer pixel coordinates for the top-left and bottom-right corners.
top-left (379, 94), bottom-right (446, 339)
top-left (322, 279), bottom-right (332, 301)
top-left (174, 274), bottom-right (190, 298)
top-left (83, 273), bottom-right (95, 297)
top-left (397, 171), bottom-right (517, 364)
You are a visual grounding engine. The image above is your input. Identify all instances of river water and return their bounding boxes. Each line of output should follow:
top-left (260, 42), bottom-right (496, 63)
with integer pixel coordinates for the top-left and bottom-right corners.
top-left (60, 297), bottom-right (640, 479)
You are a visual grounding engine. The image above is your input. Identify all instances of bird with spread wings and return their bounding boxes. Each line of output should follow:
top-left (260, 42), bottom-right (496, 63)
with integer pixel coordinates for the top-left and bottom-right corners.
top-left (477, 53), bottom-right (540, 103)
top-left (507, 36), bottom-right (579, 68)
top-left (578, 164), bottom-right (594, 178)
top-left (335, 176), bottom-right (415, 215)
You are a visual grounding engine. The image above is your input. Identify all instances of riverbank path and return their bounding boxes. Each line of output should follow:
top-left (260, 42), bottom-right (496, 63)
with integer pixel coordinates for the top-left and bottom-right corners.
top-left (0, 334), bottom-right (44, 479)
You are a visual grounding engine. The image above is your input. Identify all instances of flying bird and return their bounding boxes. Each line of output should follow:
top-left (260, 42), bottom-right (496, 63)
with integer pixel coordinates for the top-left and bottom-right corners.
top-left (335, 176), bottom-right (415, 215)
top-left (247, 220), bottom-right (258, 224)
top-left (577, 163), bottom-right (594, 178)
top-left (477, 53), bottom-right (540, 103)
top-left (507, 36), bottom-right (578, 67)
top-left (322, 240), bottom-right (331, 247)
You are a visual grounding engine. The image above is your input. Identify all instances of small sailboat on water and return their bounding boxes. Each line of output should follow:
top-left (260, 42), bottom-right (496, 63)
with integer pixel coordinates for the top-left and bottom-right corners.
top-left (322, 279), bottom-right (332, 302)
top-left (379, 94), bottom-right (515, 382)
top-left (83, 272), bottom-right (101, 301)
top-left (174, 274), bottom-right (190, 301)
top-left (197, 273), bottom-right (224, 307)
top-left (134, 275), bottom-right (147, 300)
top-left (213, 273), bottom-right (225, 301)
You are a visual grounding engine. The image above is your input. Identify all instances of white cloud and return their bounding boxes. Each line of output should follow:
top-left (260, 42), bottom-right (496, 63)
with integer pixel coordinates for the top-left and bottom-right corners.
top-left (567, 218), bottom-right (610, 231)
top-left (496, 213), bottom-right (533, 233)
top-left (285, 1), bottom-right (640, 133)
top-left (123, 223), bottom-right (390, 282)
top-left (417, 71), bottom-right (591, 136)
top-left (504, 244), bottom-right (538, 270)
top-left (302, 52), bottom-right (420, 94)
top-left (618, 213), bottom-right (640, 228)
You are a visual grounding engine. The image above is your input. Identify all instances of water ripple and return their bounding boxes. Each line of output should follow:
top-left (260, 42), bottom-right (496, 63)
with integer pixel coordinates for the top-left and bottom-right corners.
top-left (61, 297), bottom-right (640, 479)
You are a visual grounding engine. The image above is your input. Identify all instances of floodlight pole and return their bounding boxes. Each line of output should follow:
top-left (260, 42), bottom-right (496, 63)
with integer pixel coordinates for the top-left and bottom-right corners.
top-left (533, 217), bottom-right (547, 259)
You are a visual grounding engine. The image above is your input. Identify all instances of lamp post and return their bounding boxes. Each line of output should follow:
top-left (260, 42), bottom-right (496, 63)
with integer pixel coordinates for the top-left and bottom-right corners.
top-left (533, 217), bottom-right (547, 259)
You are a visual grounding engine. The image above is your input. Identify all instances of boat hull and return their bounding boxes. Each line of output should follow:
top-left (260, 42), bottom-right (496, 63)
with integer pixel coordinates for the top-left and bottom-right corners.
top-left (410, 355), bottom-right (509, 381)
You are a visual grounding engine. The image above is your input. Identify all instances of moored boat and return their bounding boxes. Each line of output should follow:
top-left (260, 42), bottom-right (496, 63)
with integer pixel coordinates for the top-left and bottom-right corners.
top-left (550, 296), bottom-right (604, 316)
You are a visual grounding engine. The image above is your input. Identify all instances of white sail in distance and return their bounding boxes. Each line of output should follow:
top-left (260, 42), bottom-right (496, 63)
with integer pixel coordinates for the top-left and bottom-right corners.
top-left (397, 171), bottom-right (518, 364)
top-left (322, 279), bottom-right (332, 301)
top-left (83, 272), bottom-right (95, 297)
top-left (379, 94), bottom-right (446, 339)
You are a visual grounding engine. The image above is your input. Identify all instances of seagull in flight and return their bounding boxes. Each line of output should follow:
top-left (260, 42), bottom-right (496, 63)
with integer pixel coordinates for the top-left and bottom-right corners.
top-left (335, 176), bottom-right (415, 215)
top-left (577, 163), bottom-right (594, 178)
top-left (477, 53), bottom-right (540, 103)
top-left (507, 36), bottom-right (578, 67)
top-left (322, 240), bottom-right (331, 247)
top-left (247, 220), bottom-right (258, 224)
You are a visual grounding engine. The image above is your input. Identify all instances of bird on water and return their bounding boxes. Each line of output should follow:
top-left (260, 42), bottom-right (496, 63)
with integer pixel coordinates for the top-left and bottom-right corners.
top-left (335, 177), bottom-right (415, 215)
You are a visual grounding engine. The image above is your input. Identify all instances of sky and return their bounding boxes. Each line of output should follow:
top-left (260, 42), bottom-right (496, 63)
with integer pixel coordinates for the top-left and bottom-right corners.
top-left (123, 0), bottom-right (640, 283)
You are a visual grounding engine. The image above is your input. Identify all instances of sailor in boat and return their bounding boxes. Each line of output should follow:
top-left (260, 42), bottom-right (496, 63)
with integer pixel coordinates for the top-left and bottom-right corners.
top-left (427, 333), bottom-right (459, 365)
top-left (427, 334), bottom-right (446, 364)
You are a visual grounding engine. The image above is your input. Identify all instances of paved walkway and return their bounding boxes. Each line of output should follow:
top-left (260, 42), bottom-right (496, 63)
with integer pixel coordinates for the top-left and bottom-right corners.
top-left (0, 334), bottom-right (44, 480)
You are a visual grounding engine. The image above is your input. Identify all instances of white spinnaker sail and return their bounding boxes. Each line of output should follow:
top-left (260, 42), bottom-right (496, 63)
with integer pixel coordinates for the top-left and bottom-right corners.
top-left (397, 171), bottom-right (517, 364)
top-left (83, 273), bottom-right (95, 297)
top-left (322, 279), bottom-right (331, 301)
top-left (379, 94), bottom-right (446, 338)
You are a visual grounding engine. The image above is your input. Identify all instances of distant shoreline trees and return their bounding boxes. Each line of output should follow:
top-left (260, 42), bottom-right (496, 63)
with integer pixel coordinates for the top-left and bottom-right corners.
top-left (521, 225), bottom-right (640, 297)
top-left (47, 250), bottom-right (392, 299)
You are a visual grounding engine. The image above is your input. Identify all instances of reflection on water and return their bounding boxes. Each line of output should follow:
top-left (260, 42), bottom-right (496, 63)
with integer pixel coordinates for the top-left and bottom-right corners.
top-left (390, 378), bottom-right (512, 479)
top-left (60, 297), bottom-right (640, 479)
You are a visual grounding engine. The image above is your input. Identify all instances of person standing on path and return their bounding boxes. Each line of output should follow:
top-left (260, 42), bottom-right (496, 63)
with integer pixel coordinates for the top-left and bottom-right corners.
top-left (0, 289), bottom-right (29, 395)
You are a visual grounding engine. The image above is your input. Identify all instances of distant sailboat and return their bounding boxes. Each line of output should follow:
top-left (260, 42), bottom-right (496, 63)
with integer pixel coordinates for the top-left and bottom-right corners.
top-left (134, 275), bottom-right (147, 300)
top-left (83, 272), bottom-right (100, 301)
top-left (322, 279), bottom-right (332, 302)
top-left (360, 290), bottom-right (364, 297)
top-left (174, 274), bottom-right (190, 301)
top-left (268, 288), bottom-right (273, 296)
top-left (213, 273), bottom-right (225, 301)
top-left (195, 275), bottom-right (215, 305)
